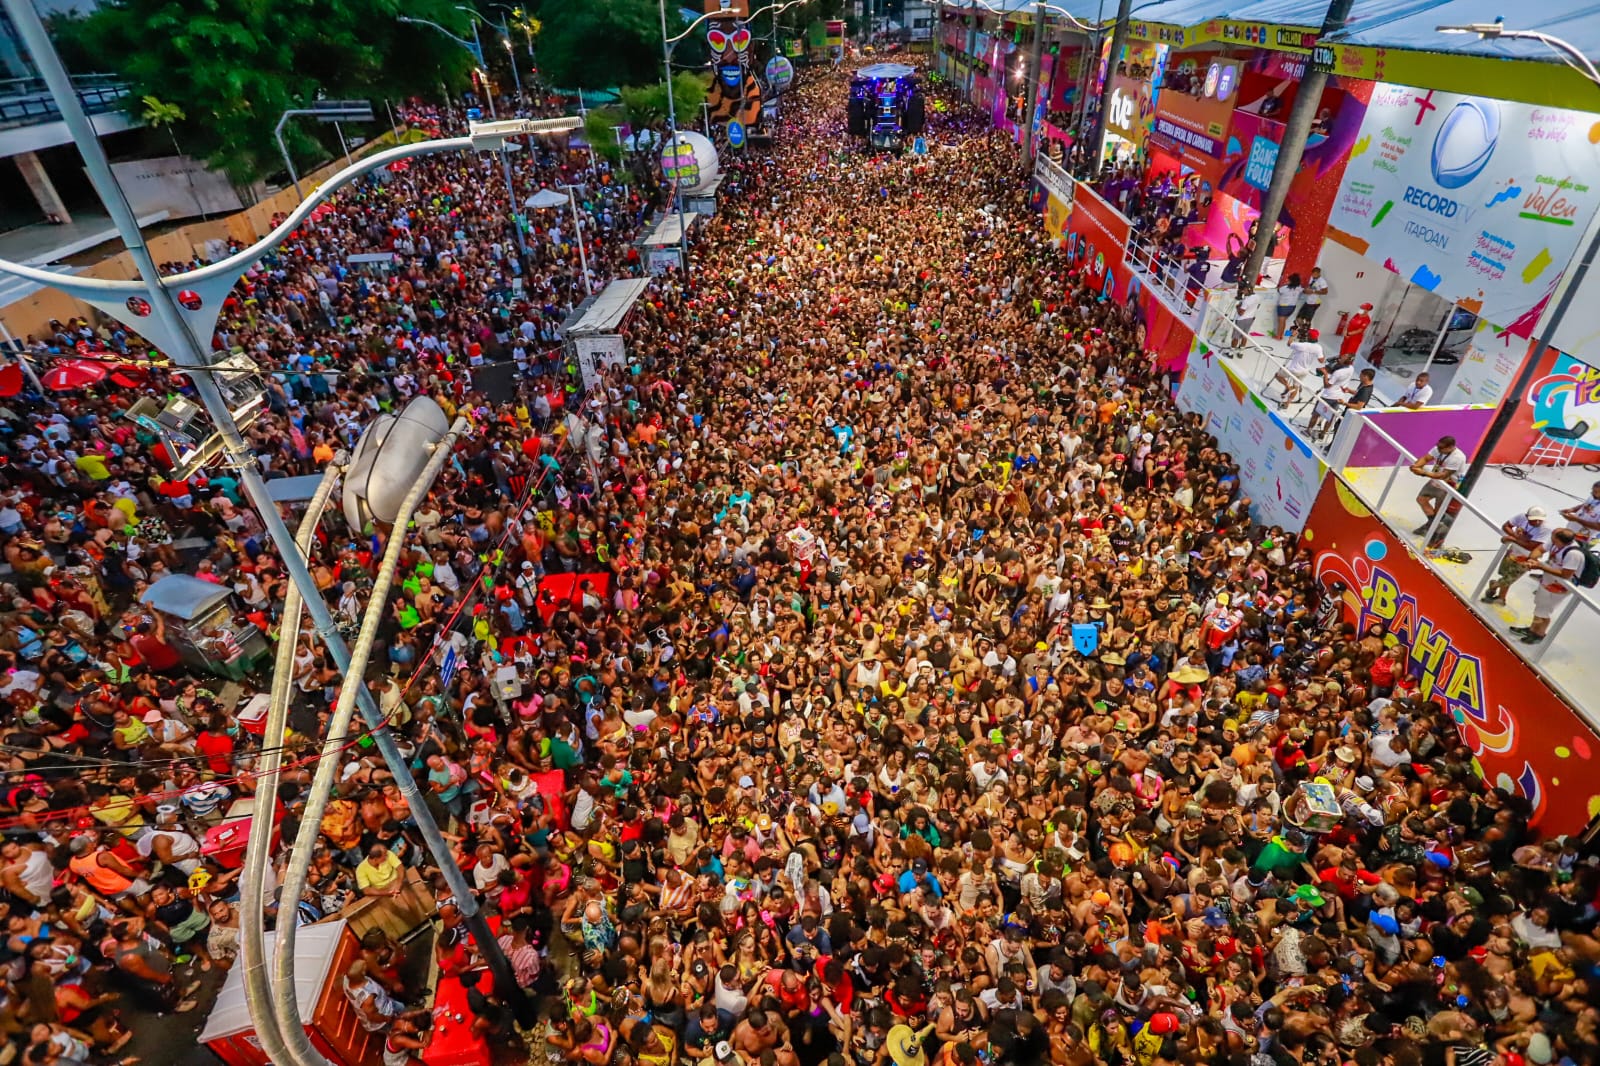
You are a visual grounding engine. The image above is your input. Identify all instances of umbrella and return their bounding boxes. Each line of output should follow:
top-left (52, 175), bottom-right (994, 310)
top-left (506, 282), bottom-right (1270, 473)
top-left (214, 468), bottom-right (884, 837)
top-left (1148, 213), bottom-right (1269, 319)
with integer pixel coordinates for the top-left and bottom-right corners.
top-left (43, 359), bottom-right (106, 391)
top-left (0, 364), bottom-right (22, 398)
top-left (110, 365), bottom-right (149, 388)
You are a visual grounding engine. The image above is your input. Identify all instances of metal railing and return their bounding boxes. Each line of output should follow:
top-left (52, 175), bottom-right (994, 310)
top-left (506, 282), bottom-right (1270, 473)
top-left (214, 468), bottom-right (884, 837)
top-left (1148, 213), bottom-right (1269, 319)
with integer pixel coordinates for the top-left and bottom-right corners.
top-left (1122, 232), bottom-right (1211, 321)
top-left (0, 73), bottom-right (128, 130)
top-left (1335, 414), bottom-right (1600, 693)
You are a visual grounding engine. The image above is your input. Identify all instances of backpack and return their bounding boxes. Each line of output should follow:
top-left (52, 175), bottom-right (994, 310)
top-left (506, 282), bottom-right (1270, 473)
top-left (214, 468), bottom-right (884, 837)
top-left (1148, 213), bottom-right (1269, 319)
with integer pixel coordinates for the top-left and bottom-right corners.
top-left (1577, 542), bottom-right (1600, 589)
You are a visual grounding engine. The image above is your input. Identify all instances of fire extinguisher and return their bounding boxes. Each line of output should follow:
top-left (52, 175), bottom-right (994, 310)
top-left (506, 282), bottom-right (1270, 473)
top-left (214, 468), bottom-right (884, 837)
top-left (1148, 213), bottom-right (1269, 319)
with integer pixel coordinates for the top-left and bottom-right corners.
top-left (1335, 310), bottom-right (1350, 336)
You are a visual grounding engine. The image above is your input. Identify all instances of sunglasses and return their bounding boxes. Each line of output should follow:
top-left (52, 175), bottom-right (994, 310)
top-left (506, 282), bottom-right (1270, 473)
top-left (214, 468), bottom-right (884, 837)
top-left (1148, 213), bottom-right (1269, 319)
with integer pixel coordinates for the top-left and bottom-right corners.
top-left (707, 26), bottom-right (752, 53)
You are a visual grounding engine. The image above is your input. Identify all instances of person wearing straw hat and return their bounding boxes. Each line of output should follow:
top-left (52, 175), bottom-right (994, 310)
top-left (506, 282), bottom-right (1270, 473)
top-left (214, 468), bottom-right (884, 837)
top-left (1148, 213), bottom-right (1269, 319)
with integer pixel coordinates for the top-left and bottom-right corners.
top-left (885, 1022), bottom-right (936, 1066)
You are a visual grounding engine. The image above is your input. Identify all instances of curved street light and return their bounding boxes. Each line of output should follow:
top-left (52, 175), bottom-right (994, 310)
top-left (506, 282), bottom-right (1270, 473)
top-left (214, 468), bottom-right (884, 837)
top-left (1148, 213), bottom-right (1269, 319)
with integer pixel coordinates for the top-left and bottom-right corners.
top-left (0, 4), bottom-right (584, 1059)
top-left (1436, 20), bottom-right (1600, 86)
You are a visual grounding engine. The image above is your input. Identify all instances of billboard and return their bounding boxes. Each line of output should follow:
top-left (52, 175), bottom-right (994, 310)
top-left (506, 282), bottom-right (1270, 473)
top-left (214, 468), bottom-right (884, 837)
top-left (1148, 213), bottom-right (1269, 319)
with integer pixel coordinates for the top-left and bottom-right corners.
top-left (1326, 83), bottom-right (1600, 335)
top-left (1103, 74), bottom-right (1152, 151)
top-left (1304, 476), bottom-right (1600, 834)
top-left (1485, 347), bottom-right (1600, 465)
top-left (1149, 55), bottom-right (1239, 160)
top-left (1175, 323), bottom-right (1326, 531)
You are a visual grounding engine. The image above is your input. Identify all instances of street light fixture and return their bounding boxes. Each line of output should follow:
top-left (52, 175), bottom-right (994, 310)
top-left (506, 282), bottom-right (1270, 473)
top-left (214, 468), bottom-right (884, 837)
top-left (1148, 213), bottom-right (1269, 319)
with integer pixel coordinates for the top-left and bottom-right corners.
top-left (1437, 19), bottom-right (1600, 85)
top-left (274, 101), bottom-right (375, 201)
top-left (0, 1), bottom-right (581, 1049)
top-left (398, 13), bottom-right (496, 117)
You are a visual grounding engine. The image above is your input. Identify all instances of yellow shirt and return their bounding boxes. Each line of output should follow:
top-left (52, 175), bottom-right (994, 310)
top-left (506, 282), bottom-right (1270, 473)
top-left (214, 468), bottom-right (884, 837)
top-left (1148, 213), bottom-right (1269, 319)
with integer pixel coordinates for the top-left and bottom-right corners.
top-left (90, 793), bottom-right (144, 837)
top-left (75, 453), bottom-right (110, 480)
top-left (356, 852), bottom-right (403, 893)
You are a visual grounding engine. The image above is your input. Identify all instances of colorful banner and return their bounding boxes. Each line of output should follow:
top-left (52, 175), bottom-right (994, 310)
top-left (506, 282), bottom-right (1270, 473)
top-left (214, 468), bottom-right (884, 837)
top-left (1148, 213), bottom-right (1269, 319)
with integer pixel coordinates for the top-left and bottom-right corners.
top-left (1437, 318), bottom-right (1536, 407)
top-left (1340, 407), bottom-right (1497, 470)
top-left (1188, 77), bottom-right (1371, 282)
top-left (1304, 476), bottom-right (1600, 834)
top-left (1060, 180), bottom-right (1133, 301)
top-left (1487, 347), bottom-right (1600, 465)
top-left (1149, 55), bottom-right (1239, 160)
top-left (1103, 73), bottom-right (1152, 152)
top-left (1326, 83), bottom-right (1600, 337)
top-left (1126, 18), bottom-right (1318, 55)
top-left (1034, 153), bottom-right (1074, 212)
top-left (1175, 325), bottom-right (1326, 531)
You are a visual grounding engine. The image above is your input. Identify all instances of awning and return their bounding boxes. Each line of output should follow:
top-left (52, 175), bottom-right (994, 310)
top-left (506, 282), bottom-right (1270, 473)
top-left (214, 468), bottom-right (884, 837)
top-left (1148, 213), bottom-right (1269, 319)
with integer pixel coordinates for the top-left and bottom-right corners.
top-left (564, 278), bottom-right (651, 336)
top-left (641, 213), bottom-right (700, 247)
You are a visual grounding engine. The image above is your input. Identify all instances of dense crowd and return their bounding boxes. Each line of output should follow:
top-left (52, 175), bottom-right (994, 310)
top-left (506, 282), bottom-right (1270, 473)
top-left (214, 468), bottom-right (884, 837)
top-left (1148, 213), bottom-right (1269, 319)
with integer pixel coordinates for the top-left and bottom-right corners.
top-left (0, 53), bottom-right (1594, 1066)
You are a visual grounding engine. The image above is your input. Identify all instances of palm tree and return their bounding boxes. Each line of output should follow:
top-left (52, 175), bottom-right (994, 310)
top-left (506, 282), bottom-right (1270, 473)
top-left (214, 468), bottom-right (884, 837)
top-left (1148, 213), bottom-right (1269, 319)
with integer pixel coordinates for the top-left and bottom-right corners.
top-left (140, 95), bottom-right (208, 221)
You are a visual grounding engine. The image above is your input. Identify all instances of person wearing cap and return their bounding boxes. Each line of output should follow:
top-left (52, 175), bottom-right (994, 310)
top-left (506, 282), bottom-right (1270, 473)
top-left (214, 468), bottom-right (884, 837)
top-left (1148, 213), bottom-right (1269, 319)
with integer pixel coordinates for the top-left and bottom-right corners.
top-left (1513, 526), bottom-right (1587, 645)
top-left (1483, 506), bottom-right (1552, 605)
top-left (1274, 273), bottom-right (1305, 338)
top-left (1341, 300), bottom-right (1375, 357)
top-left (1271, 322), bottom-right (1324, 409)
top-left (140, 803), bottom-right (203, 878)
top-left (1307, 351), bottom-right (1357, 438)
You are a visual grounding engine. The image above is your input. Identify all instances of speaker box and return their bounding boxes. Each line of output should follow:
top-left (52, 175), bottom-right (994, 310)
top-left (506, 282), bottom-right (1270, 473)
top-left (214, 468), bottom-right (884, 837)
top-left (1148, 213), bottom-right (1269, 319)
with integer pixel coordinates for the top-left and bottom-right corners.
top-left (847, 98), bottom-right (867, 136)
top-left (473, 360), bottom-right (521, 404)
top-left (903, 93), bottom-right (925, 134)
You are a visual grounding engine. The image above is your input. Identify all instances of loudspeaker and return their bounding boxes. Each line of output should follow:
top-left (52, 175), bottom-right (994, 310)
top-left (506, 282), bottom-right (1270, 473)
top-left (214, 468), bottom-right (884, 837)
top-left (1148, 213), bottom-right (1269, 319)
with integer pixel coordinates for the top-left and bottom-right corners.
top-left (903, 93), bottom-right (925, 134)
top-left (847, 98), bottom-right (867, 136)
top-left (473, 361), bottom-right (521, 404)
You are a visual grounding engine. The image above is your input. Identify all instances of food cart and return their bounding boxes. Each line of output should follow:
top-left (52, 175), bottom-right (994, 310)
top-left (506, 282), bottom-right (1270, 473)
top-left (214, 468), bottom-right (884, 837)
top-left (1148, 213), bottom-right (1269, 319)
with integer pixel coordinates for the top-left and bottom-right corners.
top-left (200, 919), bottom-right (376, 1066)
top-left (139, 574), bottom-right (270, 680)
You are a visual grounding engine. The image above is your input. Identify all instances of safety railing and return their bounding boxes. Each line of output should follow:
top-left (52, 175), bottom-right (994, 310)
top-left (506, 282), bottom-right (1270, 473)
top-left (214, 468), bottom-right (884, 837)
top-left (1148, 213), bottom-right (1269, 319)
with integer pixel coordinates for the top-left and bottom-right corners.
top-left (1194, 289), bottom-right (1329, 428)
top-left (0, 74), bottom-right (128, 131)
top-left (1123, 233), bottom-right (1210, 321)
top-left (1333, 414), bottom-right (1600, 698)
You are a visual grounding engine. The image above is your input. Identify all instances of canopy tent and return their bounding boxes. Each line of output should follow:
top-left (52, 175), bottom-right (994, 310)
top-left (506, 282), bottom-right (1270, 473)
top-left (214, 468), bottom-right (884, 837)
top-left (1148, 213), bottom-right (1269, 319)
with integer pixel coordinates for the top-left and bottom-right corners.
top-left (641, 212), bottom-right (701, 248)
top-left (1327, 0), bottom-right (1600, 65)
top-left (563, 277), bottom-right (651, 337)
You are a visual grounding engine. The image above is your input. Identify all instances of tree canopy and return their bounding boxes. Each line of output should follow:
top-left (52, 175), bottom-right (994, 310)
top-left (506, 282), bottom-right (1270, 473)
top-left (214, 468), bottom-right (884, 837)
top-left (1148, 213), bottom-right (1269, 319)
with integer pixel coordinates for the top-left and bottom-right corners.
top-left (62, 0), bottom-right (477, 181)
top-left (526, 0), bottom-right (669, 91)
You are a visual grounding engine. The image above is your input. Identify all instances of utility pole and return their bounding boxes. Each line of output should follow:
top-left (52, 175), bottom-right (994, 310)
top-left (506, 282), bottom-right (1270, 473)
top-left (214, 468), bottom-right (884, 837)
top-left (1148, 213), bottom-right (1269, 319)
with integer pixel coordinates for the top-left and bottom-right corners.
top-left (1241, 0), bottom-right (1357, 287)
top-left (1090, 0), bottom-right (1130, 171)
top-left (1023, 1), bottom-right (1046, 163)
top-left (1074, 0), bottom-right (1105, 151)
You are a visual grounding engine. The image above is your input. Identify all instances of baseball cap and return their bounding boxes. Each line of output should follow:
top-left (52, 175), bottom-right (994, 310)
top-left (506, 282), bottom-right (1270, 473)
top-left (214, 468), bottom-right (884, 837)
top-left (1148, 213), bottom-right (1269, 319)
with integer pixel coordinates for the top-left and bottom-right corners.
top-left (715, 1042), bottom-right (737, 1063)
top-left (1526, 506), bottom-right (1548, 521)
top-left (1527, 1034), bottom-right (1553, 1065)
top-left (1359, 302), bottom-right (1374, 310)
top-left (1308, 329), bottom-right (1320, 340)
top-left (1294, 884), bottom-right (1326, 907)
top-left (1370, 911), bottom-right (1400, 935)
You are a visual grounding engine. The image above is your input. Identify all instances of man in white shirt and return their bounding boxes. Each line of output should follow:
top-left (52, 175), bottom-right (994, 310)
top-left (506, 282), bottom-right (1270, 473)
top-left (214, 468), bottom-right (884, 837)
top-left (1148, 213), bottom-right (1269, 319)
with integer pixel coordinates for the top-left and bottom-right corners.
top-left (1394, 371), bottom-right (1433, 409)
top-left (1297, 267), bottom-right (1328, 326)
top-left (1271, 328), bottom-right (1324, 408)
top-left (1482, 506), bottom-right (1551, 604)
top-left (1408, 436), bottom-right (1468, 534)
top-left (1560, 479), bottom-right (1600, 540)
top-left (1307, 354), bottom-right (1355, 437)
top-left (1514, 527), bottom-right (1587, 644)
top-left (1228, 283), bottom-right (1263, 354)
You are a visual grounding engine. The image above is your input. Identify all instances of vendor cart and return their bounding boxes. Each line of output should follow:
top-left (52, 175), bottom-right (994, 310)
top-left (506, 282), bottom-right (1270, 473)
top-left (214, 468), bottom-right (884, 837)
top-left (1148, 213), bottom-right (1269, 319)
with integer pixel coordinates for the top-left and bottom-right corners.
top-left (139, 574), bottom-right (270, 680)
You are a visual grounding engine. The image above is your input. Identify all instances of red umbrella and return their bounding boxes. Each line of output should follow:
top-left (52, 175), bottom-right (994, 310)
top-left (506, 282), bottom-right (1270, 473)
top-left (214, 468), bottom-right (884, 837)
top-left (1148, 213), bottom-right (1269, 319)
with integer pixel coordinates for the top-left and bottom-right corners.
top-left (110, 365), bottom-right (149, 388)
top-left (0, 364), bottom-right (22, 398)
top-left (43, 359), bottom-right (107, 391)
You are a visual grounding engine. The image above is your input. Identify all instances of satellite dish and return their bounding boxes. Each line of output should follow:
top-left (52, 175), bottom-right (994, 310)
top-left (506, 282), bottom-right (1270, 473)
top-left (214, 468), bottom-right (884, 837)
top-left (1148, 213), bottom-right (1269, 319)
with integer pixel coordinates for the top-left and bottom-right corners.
top-left (342, 396), bottom-right (450, 532)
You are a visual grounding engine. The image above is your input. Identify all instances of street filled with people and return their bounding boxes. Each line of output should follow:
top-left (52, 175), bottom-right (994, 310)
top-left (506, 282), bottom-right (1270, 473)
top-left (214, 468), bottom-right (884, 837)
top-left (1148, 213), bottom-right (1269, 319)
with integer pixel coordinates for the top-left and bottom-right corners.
top-left (0, 54), bottom-right (1594, 1066)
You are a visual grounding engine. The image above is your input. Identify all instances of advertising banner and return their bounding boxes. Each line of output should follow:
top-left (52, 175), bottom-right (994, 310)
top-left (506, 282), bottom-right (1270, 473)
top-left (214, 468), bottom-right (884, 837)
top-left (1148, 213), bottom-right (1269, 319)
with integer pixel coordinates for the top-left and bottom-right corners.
top-left (1304, 476), bottom-right (1600, 834)
top-left (1103, 74), bottom-right (1152, 152)
top-left (1060, 180), bottom-right (1132, 301)
top-left (1437, 317), bottom-right (1536, 407)
top-left (1149, 55), bottom-right (1239, 160)
top-left (1034, 153), bottom-right (1074, 211)
top-left (1326, 83), bottom-right (1600, 336)
top-left (1186, 77), bottom-right (1371, 281)
top-left (1486, 347), bottom-right (1600, 465)
top-left (1175, 326), bottom-right (1326, 531)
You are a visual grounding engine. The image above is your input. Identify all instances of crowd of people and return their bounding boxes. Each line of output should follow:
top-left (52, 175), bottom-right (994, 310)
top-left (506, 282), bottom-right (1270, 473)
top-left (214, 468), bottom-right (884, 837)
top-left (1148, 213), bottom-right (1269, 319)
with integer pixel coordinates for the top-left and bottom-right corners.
top-left (0, 50), bottom-right (1593, 1066)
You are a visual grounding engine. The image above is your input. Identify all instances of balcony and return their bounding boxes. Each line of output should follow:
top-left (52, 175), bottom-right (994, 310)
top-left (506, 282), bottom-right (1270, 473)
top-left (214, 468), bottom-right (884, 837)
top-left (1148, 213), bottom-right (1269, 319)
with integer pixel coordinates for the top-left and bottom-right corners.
top-left (0, 73), bottom-right (136, 157)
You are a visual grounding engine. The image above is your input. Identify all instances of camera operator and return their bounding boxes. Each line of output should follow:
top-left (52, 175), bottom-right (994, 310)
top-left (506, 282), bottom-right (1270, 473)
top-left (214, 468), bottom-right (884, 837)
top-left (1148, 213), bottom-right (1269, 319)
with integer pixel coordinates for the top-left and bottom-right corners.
top-left (1270, 322), bottom-right (1324, 409)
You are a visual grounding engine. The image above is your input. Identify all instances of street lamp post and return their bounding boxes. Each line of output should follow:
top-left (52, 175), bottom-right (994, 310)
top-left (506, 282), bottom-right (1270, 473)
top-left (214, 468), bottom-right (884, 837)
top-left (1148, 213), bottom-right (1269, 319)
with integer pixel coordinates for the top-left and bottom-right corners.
top-left (0, 2), bottom-right (584, 1038)
top-left (398, 13), bottom-right (495, 117)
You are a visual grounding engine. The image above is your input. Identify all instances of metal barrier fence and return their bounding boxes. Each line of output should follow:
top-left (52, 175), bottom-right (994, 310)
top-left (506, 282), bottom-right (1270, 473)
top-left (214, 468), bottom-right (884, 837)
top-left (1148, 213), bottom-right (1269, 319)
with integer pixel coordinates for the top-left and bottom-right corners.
top-left (1331, 412), bottom-right (1600, 710)
top-left (1122, 233), bottom-right (1210, 321)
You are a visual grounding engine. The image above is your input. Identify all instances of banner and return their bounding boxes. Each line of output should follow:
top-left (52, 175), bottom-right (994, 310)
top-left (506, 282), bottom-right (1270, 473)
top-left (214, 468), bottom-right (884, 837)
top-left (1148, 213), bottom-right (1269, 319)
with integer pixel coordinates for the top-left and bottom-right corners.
top-left (1188, 77), bottom-right (1371, 281)
top-left (1034, 153), bottom-right (1074, 211)
top-left (1304, 476), bottom-right (1600, 834)
top-left (1437, 317), bottom-right (1536, 407)
top-left (1326, 83), bottom-right (1600, 336)
top-left (1149, 55), bottom-right (1238, 160)
top-left (1060, 180), bottom-right (1132, 301)
top-left (1175, 322), bottom-right (1326, 530)
top-left (1102, 74), bottom-right (1152, 151)
top-left (1486, 347), bottom-right (1600, 465)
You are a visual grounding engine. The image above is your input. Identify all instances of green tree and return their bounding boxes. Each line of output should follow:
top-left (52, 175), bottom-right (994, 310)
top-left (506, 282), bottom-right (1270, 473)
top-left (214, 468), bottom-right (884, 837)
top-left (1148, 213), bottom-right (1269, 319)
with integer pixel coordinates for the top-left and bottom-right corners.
top-left (64, 0), bottom-right (477, 182)
top-left (139, 95), bottom-right (208, 219)
top-left (529, 0), bottom-right (673, 90)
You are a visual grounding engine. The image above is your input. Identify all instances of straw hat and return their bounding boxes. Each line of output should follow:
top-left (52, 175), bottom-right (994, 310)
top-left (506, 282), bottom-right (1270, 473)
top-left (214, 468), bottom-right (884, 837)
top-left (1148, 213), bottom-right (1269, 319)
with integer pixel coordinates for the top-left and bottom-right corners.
top-left (1100, 652), bottom-right (1127, 666)
top-left (1169, 665), bottom-right (1210, 684)
top-left (887, 1025), bottom-right (935, 1066)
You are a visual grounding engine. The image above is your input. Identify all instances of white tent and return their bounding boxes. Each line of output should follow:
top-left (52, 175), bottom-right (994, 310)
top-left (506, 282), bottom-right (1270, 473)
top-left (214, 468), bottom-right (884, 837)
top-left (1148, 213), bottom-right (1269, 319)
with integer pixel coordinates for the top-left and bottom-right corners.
top-left (199, 919), bottom-right (349, 1041)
